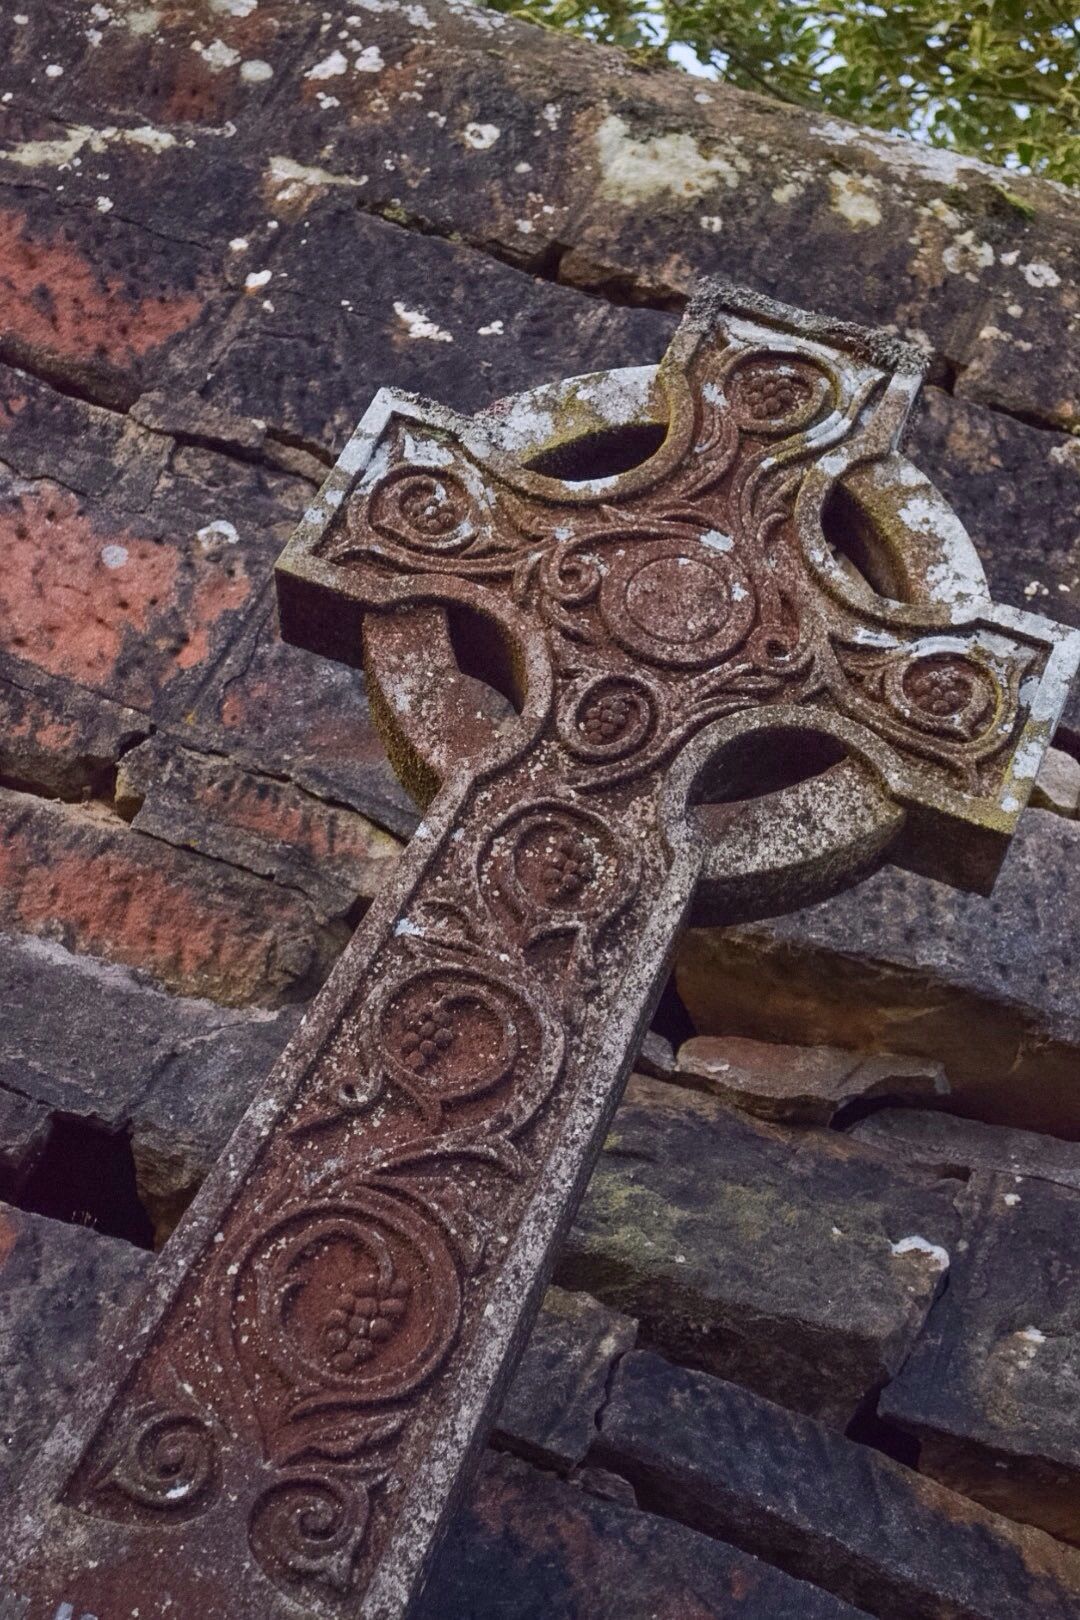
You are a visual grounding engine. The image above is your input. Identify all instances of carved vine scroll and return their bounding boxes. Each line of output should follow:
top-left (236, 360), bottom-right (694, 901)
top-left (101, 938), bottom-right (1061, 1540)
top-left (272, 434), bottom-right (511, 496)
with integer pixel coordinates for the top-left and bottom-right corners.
top-left (3, 281), bottom-right (1077, 1620)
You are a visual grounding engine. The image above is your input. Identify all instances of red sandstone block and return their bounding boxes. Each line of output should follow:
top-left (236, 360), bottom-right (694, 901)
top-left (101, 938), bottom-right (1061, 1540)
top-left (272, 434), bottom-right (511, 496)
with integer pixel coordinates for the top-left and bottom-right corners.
top-left (0, 786), bottom-right (332, 1006)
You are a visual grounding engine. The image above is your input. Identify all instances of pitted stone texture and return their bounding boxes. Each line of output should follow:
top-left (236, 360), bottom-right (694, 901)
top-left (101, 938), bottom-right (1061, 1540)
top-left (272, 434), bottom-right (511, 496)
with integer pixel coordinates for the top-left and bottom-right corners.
top-left (556, 1075), bottom-right (958, 1426)
top-left (880, 1172), bottom-right (1080, 1546)
top-left (189, 199), bottom-right (674, 458)
top-left (0, 1204), bottom-right (150, 1503)
top-left (678, 811), bottom-right (1080, 1136)
top-left (0, 788), bottom-right (330, 1008)
top-left (674, 1034), bottom-right (948, 1124)
top-left (0, 365), bottom-right (308, 720)
top-left (850, 1109), bottom-right (1080, 1197)
top-left (422, 1451), bottom-right (874, 1620)
top-left (115, 736), bottom-right (402, 924)
top-left (494, 1287), bottom-right (637, 1471)
top-left (0, 927), bottom-right (299, 1240)
top-left (34, 0), bottom-right (1069, 427)
top-left (595, 1349), bottom-right (1080, 1620)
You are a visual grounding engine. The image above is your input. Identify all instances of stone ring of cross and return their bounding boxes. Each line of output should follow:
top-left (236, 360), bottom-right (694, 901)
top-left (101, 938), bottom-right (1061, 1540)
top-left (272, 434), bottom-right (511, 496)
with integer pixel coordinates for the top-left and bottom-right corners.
top-left (5, 281), bottom-right (1078, 1620)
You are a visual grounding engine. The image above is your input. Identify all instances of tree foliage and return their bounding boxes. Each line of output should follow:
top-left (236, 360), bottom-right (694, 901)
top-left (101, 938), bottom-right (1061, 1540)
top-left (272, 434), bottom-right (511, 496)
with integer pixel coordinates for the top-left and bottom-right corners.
top-left (486, 0), bottom-right (1080, 185)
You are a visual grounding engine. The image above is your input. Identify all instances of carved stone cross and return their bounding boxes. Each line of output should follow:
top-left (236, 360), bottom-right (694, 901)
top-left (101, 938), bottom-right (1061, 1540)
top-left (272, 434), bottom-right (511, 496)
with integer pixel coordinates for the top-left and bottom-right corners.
top-left (4, 282), bottom-right (1078, 1620)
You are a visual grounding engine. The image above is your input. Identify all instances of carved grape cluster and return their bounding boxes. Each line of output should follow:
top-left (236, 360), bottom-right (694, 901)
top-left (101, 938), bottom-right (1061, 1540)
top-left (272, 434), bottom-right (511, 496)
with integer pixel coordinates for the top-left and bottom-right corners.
top-left (581, 688), bottom-right (634, 743)
top-left (397, 474), bottom-right (465, 538)
top-left (400, 1001), bottom-right (455, 1070)
top-left (739, 367), bottom-right (810, 422)
top-left (324, 1274), bottom-right (411, 1373)
top-left (903, 659), bottom-right (974, 717)
top-left (538, 832), bottom-right (593, 902)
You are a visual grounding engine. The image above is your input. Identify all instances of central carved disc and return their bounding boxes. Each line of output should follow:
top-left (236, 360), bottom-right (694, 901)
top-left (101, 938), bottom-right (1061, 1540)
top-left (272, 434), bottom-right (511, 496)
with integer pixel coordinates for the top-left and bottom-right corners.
top-left (625, 554), bottom-right (731, 642)
top-left (602, 538), bottom-right (755, 668)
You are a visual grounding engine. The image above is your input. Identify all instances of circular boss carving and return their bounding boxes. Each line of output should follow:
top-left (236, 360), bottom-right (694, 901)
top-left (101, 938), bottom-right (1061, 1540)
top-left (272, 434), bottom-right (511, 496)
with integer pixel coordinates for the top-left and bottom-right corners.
top-left (600, 538), bottom-right (756, 669)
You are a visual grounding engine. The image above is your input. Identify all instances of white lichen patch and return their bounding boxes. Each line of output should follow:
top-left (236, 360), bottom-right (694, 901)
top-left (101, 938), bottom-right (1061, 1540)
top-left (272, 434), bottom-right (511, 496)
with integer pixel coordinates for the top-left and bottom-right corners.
top-left (462, 122), bottom-right (500, 151)
top-left (1022, 260), bottom-right (1061, 289)
top-left (700, 215), bottom-right (723, 234)
top-left (828, 170), bottom-right (881, 228)
top-left (211, 0), bottom-right (258, 14)
top-left (393, 302), bottom-right (453, 342)
top-left (353, 45), bottom-right (384, 72)
top-left (244, 268), bottom-right (273, 290)
top-left (305, 49), bottom-right (348, 78)
top-left (595, 114), bottom-right (746, 205)
top-left (265, 154), bottom-right (365, 209)
top-left (101, 544), bottom-right (129, 569)
top-left (192, 37), bottom-right (241, 71)
top-left (477, 320), bottom-right (504, 335)
top-left (890, 1235), bottom-right (950, 1270)
top-left (771, 180), bottom-right (803, 205)
top-left (942, 230), bottom-right (994, 277)
top-left (197, 520), bottom-right (240, 549)
top-left (2, 122), bottom-right (177, 170)
top-left (240, 59), bottom-right (274, 83)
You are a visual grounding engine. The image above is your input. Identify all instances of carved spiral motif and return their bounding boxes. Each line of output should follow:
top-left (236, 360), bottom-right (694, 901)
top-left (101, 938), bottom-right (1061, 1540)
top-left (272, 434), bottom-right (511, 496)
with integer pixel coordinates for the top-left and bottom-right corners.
top-left (249, 1474), bottom-right (370, 1598)
top-left (239, 1194), bottom-right (461, 1408)
top-left (481, 798), bottom-right (637, 944)
top-left (367, 464), bottom-right (478, 555)
top-left (88, 1402), bottom-right (218, 1517)
top-left (379, 966), bottom-right (522, 1111)
top-left (890, 653), bottom-right (998, 739)
top-left (725, 354), bottom-right (834, 436)
top-left (560, 673), bottom-right (659, 763)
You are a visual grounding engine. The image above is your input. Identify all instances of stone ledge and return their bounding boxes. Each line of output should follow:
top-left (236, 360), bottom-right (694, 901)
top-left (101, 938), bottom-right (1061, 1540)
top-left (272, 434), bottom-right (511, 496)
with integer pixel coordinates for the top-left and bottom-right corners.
top-left (557, 1073), bottom-right (959, 1426)
top-left (595, 1348), bottom-right (1080, 1620)
top-left (678, 811), bottom-right (1080, 1136)
top-left (880, 1171), bottom-right (1080, 1547)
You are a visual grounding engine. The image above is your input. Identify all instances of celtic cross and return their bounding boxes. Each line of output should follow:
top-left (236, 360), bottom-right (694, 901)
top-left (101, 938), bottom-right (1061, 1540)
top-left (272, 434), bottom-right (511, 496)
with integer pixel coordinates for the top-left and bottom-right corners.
top-left (4, 282), bottom-right (1078, 1620)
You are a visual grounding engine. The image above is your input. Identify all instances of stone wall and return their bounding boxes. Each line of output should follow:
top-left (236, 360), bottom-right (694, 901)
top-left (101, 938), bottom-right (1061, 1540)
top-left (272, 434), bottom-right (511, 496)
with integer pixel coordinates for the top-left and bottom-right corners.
top-left (0, 3), bottom-right (1078, 1614)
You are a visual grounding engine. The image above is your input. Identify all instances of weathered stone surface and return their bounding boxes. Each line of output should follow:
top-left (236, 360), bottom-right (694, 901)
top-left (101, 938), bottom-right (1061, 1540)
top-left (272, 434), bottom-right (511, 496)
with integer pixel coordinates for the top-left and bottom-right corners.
top-left (38, 0), bottom-right (1067, 426)
top-left (595, 1349), bottom-right (1080, 1620)
top-left (422, 1451), bottom-right (874, 1620)
top-left (850, 1108), bottom-right (1080, 1196)
top-left (191, 198), bottom-right (673, 458)
top-left (494, 1287), bottom-right (637, 1471)
top-left (172, 586), bottom-right (421, 837)
top-left (0, 650), bottom-right (147, 802)
top-left (557, 1074), bottom-right (958, 1425)
top-left (678, 811), bottom-right (1080, 1136)
top-left (1033, 748), bottom-right (1080, 817)
top-left (116, 734), bottom-right (401, 922)
top-left (0, 787), bottom-right (330, 1007)
top-left (0, 1090), bottom-right (50, 1199)
top-left (880, 1172), bottom-right (1080, 1546)
top-left (0, 1203), bottom-right (150, 1503)
top-left (0, 926), bottom-right (298, 1240)
top-left (674, 1034), bottom-right (948, 1124)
